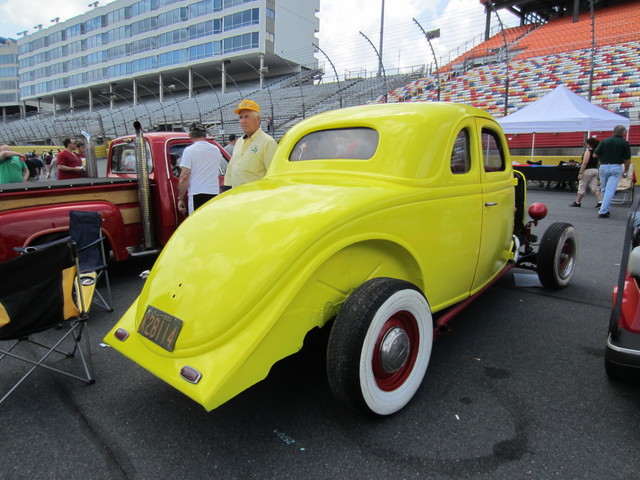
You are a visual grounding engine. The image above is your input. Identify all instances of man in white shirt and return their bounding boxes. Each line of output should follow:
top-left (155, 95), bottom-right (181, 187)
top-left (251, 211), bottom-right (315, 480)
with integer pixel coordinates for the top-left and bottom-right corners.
top-left (178, 123), bottom-right (223, 215)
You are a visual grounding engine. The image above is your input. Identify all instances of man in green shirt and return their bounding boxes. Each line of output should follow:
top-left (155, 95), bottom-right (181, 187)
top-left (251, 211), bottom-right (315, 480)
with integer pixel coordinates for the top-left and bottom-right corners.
top-left (0, 145), bottom-right (28, 184)
top-left (594, 125), bottom-right (632, 218)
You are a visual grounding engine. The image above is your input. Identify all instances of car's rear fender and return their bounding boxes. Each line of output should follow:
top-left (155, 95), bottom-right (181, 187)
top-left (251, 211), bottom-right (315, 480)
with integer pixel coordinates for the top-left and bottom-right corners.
top-left (106, 237), bottom-right (422, 411)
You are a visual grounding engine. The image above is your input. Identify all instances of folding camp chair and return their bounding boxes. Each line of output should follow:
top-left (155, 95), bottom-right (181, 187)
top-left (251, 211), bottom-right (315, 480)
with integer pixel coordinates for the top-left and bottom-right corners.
top-left (613, 163), bottom-right (635, 206)
top-left (69, 211), bottom-right (113, 312)
top-left (0, 240), bottom-right (96, 405)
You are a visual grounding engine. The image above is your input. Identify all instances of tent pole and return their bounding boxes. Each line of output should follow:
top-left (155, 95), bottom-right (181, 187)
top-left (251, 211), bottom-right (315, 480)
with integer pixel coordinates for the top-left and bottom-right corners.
top-left (531, 133), bottom-right (535, 162)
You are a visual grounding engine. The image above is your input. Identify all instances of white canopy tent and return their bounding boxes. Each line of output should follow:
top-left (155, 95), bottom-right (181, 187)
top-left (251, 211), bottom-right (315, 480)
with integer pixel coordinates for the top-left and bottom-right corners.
top-left (498, 85), bottom-right (630, 159)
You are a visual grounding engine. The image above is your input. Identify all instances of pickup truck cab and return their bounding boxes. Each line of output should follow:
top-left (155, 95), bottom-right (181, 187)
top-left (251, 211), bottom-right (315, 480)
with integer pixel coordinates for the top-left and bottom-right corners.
top-left (105, 103), bottom-right (578, 416)
top-left (0, 132), bottom-right (228, 262)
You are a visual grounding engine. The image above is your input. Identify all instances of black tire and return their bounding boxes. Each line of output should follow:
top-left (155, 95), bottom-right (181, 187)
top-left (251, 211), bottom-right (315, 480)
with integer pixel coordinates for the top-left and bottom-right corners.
top-left (537, 222), bottom-right (578, 289)
top-left (326, 277), bottom-right (433, 416)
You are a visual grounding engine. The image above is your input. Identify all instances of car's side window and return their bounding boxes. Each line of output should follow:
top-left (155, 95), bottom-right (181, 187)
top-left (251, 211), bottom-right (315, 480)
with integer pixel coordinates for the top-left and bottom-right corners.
top-left (450, 129), bottom-right (471, 174)
top-left (481, 129), bottom-right (505, 172)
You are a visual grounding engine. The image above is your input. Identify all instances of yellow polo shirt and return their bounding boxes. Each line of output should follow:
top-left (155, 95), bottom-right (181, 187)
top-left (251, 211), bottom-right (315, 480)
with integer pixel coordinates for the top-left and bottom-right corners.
top-left (224, 128), bottom-right (278, 187)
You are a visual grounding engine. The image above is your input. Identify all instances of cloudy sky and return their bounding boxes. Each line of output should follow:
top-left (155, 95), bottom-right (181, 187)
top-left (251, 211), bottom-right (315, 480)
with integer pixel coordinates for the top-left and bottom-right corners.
top-left (0, 0), bottom-right (518, 78)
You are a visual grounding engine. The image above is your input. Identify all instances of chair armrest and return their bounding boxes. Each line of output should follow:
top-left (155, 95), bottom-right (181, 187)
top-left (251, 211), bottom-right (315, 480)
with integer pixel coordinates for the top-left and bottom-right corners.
top-left (77, 237), bottom-right (103, 252)
top-left (13, 236), bottom-right (72, 254)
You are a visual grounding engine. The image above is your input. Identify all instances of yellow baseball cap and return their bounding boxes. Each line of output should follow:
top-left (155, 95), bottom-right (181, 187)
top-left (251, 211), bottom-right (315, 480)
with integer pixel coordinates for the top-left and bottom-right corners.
top-left (234, 99), bottom-right (261, 115)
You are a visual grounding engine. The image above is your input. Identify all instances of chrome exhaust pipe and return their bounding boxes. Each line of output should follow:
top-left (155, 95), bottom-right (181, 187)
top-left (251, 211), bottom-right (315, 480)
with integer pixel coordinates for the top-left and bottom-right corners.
top-left (134, 121), bottom-right (155, 250)
top-left (81, 130), bottom-right (98, 178)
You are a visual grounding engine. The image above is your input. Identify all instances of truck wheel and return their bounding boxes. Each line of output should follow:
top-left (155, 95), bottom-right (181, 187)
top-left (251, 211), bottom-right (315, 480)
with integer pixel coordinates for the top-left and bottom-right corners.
top-left (537, 222), bottom-right (577, 289)
top-left (326, 277), bottom-right (432, 416)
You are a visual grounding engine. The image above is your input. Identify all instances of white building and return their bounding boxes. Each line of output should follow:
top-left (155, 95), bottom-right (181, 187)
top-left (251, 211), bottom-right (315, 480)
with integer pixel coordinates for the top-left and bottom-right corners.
top-left (17, 0), bottom-right (320, 113)
top-left (0, 37), bottom-right (20, 119)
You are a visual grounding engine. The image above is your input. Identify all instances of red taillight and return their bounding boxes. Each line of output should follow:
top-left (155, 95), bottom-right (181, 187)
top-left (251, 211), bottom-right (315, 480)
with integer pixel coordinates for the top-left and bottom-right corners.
top-left (528, 202), bottom-right (548, 221)
top-left (180, 366), bottom-right (202, 384)
top-left (114, 328), bottom-right (129, 341)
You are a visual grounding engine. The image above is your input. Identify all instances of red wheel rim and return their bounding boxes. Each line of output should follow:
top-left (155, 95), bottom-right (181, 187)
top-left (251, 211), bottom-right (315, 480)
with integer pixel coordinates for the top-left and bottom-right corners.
top-left (371, 310), bottom-right (420, 391)
top-left (558, 238), bottom-right (575, 278)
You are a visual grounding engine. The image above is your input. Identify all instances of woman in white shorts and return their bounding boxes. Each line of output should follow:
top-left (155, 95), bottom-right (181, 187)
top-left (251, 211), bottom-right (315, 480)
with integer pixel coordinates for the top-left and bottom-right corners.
top-left (570, 137), bottom-right (603, 208)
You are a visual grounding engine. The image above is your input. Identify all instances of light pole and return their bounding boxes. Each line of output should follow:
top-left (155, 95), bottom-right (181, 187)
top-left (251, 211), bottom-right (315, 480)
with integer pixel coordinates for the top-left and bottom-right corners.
top-left (138, 83), bottom-right (169, 130)
top-left (378, 0), bottom-right (385, 78)
top-left (172, 76), bottom-right (203, 123)
top-left (124, 87), bottom-right (153, 131)
top-left (587, 0), bottom-right (596, 102)
top-left (276, 54), bottom-right (307, 119)
top-left (192, 71), bottom-right (225, 137)
top-left (99, 94), bottom-right (128, 135)
top-left (485, 1), bottom-right (509, 116)
top-left (359, 31), bottom-right (388, 102)
top-left (155, 81), bottom-right (185, 130)
top-left (75, 98), bottom-right (107, 140)
top-left (216, 66), bottom-right (244, 102)
top-left (413, 19), bottom-right (441, 101)
top-left (90, 96), bottom-right (119, 138)
top-left (313, 43), bottom-right (343, 108)
top-left (243, 60), bottom-right (275, 135)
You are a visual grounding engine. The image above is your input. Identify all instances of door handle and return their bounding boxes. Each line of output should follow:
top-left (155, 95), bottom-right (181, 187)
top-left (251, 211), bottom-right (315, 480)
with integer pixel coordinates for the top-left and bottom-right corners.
top-left (485, 202), bottom-right (498, 206)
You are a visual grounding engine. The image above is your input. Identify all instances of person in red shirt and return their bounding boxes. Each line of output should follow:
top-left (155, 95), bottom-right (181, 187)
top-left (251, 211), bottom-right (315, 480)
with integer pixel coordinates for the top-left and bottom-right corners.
top-left (56, 138), bottom-right (85, 180)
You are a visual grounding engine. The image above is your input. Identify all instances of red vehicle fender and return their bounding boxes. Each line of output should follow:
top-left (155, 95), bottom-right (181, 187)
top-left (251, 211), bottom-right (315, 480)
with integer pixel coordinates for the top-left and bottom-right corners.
top-left (0, 201), bottom-right (129, 261)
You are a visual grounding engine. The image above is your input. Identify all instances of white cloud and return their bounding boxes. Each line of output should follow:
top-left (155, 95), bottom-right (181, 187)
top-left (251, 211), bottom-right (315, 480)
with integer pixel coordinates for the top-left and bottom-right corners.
top-left (0, 0), bottom-right (117, 38)
top-left (0, 0), bottom-right (517, 82)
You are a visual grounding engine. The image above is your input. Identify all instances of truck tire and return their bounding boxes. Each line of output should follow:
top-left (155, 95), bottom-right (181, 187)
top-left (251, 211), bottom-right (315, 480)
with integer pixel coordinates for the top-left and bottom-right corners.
top-left (326, 277), bottom-right (432, 416)
top-left (537, 222), bottom-right (578, 289)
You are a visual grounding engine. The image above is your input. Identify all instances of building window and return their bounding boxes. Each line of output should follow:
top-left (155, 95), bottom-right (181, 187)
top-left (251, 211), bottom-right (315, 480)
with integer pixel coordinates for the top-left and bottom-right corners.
top-left (131, 55), bottom-right (158, 73)
top-left (0, 67), bottom-right (18, 77)
top-left (223, 8), bottom-right (259, 32)
top-left (222, 32), bottom-right (258, 54)
top-left (65, 23), bottom-right (84, 39)
top-left (189, 19), bottom-right (222, 40)
top-left (85, 16), bottom-right (105, 34)
top-left (188, 41), bottom-right (220, 61)
top-left (158, 29), bottom-right (188, 48)
top-left (158, 8), bottom-right (188, 28)
top-left (190, 0), bottom-right (214, 18)
top-left (108, 62), bottom-right (133, 78)
top-left (159, 49), bottom-right (187, 67)
top-left (131, 17), bottom-right (158, 36)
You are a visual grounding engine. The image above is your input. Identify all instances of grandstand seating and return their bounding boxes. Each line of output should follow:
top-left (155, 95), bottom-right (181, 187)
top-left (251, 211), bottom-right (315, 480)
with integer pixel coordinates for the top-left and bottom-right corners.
top-left (0, 2), bottom-right (637, 152)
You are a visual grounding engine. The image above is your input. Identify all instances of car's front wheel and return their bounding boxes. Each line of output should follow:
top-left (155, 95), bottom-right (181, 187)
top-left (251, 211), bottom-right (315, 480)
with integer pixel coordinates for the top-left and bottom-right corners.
top-left (537, 222), bottom-right (578, 289)
top-left (326, 277), bottom-right (432, 416)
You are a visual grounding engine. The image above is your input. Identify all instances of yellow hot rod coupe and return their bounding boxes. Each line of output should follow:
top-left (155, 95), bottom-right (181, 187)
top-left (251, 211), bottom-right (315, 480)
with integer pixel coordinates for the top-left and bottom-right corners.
top-left (105, 103), bottom-right (577, 416)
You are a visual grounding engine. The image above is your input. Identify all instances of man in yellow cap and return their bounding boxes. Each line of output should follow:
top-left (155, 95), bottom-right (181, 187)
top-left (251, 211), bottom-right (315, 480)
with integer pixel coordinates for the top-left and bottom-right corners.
top-left (223, 99), bottom-right (277, 189)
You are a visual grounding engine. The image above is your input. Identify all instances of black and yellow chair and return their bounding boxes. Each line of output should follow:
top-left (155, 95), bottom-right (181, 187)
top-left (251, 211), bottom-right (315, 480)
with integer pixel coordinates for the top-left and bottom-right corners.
top-left (0, 240), bottom-right (96, 404)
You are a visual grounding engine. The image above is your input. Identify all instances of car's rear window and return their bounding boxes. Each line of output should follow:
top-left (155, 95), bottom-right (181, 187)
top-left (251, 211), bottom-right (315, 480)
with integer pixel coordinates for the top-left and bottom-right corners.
top-left (289, 128), bottom-right (379, 161)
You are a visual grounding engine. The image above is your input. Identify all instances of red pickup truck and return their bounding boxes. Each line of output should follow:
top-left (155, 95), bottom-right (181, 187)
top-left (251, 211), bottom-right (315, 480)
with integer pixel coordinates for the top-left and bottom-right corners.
top-left (0, 131), bottom-right (229, 262)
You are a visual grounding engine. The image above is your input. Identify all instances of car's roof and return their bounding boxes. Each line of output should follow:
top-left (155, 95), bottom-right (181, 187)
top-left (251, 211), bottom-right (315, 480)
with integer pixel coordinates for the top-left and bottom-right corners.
top-left (270, 102), bottom-right (499, 181)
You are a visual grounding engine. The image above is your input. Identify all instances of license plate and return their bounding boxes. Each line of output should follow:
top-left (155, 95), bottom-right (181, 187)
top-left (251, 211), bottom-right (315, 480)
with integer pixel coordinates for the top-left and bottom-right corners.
top-left (138, 305), bottom-right (183, 352)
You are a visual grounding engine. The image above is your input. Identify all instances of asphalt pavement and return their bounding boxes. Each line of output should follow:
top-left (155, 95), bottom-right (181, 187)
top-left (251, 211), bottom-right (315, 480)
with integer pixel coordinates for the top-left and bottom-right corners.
top-left (2, 185), bottom-right (640, 480)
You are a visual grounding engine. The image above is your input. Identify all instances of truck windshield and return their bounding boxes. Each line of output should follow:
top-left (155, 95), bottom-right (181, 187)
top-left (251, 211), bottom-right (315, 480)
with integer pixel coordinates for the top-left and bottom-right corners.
top-left (111, 143), bottom-right (153, 174)
top-left (289, 128), bottom-right (378, 162)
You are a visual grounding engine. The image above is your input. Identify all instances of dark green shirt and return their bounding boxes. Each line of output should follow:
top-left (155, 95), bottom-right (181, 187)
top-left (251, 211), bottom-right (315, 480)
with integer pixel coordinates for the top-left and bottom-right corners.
top-left (594, 135), bottom-right (631, 165)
